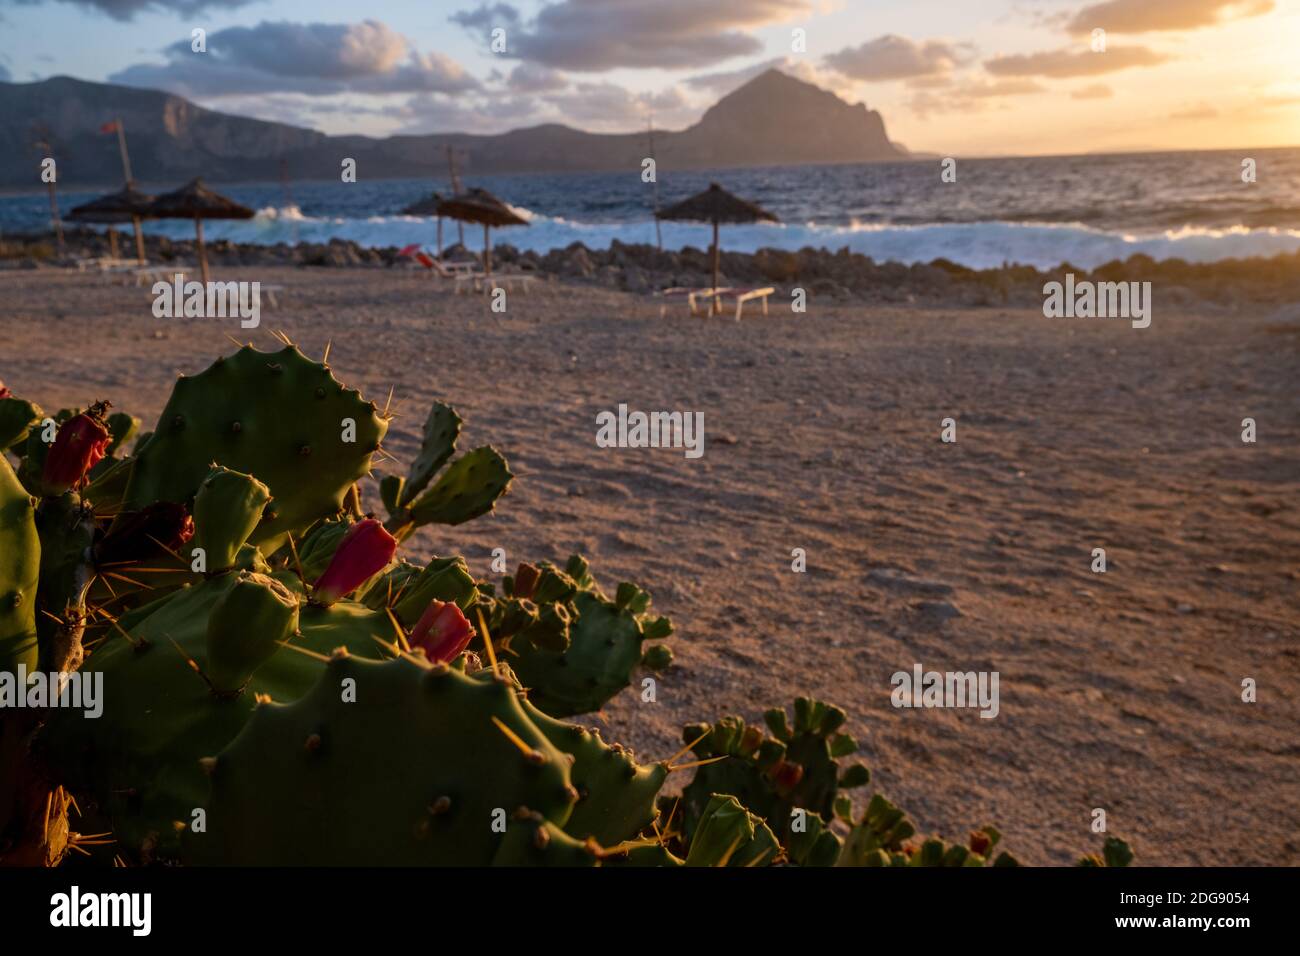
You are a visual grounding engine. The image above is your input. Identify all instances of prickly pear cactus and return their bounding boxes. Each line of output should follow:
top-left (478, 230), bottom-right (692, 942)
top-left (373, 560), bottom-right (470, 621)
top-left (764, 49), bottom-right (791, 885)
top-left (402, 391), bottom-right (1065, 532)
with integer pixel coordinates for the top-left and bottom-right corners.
top-left (684, 794), bottom-right (781, 867)
top-left (0, 456), bottom-right (40, 673)
top-left (191, 465), bottom-right (271, 574)
top-left (119, 345), bottom-right (387, 547)
top-left (1078, 836), bottom-right (1134, 867)
top-left (36, 562), bottom-right (403, 859)
top-left (192, 655), bottom-right (580, 865)
top-left (0, 395), bottom-right (42, 450)
top-left (517, 689), bottom-right (667, 845)
top-left (837, 793), bottom-right (1019, 867)
top-left (676, 697), bottom-right (870, 848)
top-left (33, 492), bottom-right (95, 672)
top-left (495, 555), bottom-right (674, 718)
top-left (379, 400), bottom-right (512, 541)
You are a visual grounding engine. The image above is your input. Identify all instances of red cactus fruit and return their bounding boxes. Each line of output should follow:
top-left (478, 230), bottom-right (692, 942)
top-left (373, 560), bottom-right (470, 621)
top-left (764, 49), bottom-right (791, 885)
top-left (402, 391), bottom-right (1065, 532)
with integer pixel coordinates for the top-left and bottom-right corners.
top-left (97, 501), bottom-right (195, 563)
top-left (969, 830), bottom-right (992, 856)
top-left (410, 600), bottom-right (475, 663)
top-left (512, 562), bottom-right (540, 600)
top-left (311, 518), bottom-right (397, 606)
top-left (42, 402), bottom-right (111, 494)
top-left (0, 381), bottom-right (11, 400)
top-left (771, 760), bottom-right (805, 795)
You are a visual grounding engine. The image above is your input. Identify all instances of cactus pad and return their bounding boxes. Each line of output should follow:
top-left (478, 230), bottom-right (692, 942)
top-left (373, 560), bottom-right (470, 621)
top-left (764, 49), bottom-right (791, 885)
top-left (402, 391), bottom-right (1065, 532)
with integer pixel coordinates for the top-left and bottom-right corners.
top-left (120, 345), bottom-right (387, 546)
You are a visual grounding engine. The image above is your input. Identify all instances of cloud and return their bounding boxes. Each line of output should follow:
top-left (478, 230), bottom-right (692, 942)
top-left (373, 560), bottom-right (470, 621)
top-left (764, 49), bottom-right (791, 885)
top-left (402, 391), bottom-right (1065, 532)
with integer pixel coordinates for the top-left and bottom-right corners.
top-left (1066, 0), bottom-right (1274, 34)
top-left (109, 20), bottom-right (477, 97)
top-left (907, 76), bottom-right (1045, 116)
top-left (824, 35), bottom-right (974, 81)
top-left (984, 45), bottom-right (1169, 77)
top-left (1070, 83), bottom-right (1113, 99)
top-left (966, 78), bottom-right (1045, 97)
top-left (451, 0), bottom-right (811, 71)
top-left (3, 0), bottom-right (257, 21)
top-left (507, 62), bottom-right (568, 92)
top-left (0, 62), bottom-right (10, 82)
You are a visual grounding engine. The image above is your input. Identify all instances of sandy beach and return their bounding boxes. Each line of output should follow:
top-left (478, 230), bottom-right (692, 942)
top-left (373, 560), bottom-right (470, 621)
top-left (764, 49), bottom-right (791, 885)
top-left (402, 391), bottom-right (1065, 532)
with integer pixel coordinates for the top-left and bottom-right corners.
top-left (2, 265), bottom-right (1297, 865)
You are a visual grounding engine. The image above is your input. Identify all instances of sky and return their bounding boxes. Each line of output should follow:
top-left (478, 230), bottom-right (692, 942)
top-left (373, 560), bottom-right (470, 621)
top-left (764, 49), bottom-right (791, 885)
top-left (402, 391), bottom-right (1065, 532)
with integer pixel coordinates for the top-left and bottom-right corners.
top-left (0, 0), bottom-right (1297, 155)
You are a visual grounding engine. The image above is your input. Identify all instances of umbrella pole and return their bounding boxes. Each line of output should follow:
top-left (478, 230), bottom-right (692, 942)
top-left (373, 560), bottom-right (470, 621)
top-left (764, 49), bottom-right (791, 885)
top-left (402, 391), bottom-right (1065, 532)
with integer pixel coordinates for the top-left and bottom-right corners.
top-left (108, 228), bottom-right (119, 260)
top-left (196, 217), bottom-right (209, 286)
top-left (132, 215), bottom-right (146, 264)
top-left (483, 223), bottom-right (491, 276)
top-left (711, 220), bottom-right (720, 315)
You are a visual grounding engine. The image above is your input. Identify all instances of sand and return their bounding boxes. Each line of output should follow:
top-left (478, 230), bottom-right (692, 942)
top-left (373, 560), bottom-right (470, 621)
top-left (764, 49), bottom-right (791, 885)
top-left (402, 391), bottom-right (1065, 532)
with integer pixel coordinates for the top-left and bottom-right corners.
top-left (2, 266), bottom-right (1297, 865)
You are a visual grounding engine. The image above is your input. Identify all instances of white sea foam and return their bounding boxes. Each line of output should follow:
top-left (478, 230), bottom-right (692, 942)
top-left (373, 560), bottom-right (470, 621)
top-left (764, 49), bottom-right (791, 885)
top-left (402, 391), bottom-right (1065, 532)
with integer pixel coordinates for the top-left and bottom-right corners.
top-left (126, 207), bottom-right (1300, 270)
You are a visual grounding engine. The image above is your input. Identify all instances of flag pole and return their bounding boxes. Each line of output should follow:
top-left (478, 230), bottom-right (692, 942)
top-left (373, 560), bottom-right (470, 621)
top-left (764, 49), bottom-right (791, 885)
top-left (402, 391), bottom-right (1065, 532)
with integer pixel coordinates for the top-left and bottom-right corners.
top-left (113, 118), bottom-right (147, 264)
top-left (115, 118), bottom-right (133, 181)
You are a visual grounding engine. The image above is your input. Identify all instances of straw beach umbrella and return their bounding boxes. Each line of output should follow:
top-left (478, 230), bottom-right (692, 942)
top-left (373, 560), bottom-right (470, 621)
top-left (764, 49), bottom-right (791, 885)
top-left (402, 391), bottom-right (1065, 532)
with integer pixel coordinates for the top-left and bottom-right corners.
top-left (403, 191), bottom-right (446, 256)
top-left (149, 178), bottom-right (254, 285)
top-left (67, 182), bottom-right (155, 264)
top-left (435, 188), bottom-right (527, 275)
top-left (656, 182), bottom-right (779, 314)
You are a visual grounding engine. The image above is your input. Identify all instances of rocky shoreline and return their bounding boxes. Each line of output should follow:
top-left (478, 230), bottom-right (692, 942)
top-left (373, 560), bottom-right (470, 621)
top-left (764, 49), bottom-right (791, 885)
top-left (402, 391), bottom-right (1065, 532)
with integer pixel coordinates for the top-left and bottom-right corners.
top-left (4, 227), bottom-right (1300, 310)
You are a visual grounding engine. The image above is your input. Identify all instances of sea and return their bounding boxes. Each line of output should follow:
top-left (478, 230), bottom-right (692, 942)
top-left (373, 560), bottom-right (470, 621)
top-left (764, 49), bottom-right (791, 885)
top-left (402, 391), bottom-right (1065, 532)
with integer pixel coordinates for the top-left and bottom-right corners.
top-left (3, 147), bottom-right (1298, 271)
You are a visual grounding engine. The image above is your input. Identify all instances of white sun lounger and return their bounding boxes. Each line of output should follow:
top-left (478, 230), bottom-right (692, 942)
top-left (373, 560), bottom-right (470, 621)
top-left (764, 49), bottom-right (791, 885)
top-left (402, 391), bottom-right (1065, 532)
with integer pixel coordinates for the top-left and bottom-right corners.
top-left (715, 286), bottom-right (776, 321)
top-left (456, 271), bottom-right (536, 295)
top-left (130, 264), bottom-right (194, 287)
top-left (657, 286), bottom-right (730, 317)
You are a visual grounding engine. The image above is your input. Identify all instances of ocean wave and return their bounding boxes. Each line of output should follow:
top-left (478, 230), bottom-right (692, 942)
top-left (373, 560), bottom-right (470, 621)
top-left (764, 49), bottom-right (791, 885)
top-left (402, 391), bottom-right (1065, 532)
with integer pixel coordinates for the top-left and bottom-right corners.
top-left (129, 207), bottom-right (1300, 270)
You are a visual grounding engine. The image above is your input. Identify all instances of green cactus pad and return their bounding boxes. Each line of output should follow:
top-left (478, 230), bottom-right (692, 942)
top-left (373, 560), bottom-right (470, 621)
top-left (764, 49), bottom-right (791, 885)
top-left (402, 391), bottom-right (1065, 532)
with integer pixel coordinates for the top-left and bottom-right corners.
top-left (509, 590), bottom-right (646, 718)
top-left (399, 401), bottom-right (462, 507)
top-left (489, 811), bottom-right (600, 867)
top-left (389, 556), bottom-right (480, 626)
top-left (685, 794), bottom-right (781, 867)
top-left (0, 396), bottom-right (42, 450)
top-left (0, 456), bottom-right (40, 673)
top-left (119, 345), bottom-right (387, 546)
top-left (104, 412), bottom-right (140, 459)
top-left (36, 569), bottom-right (400, 859)
top-left (403, 446), bottom-right (512, 530)
top-left (192, 465), bottom-right (272, 574)
top-left (195, 656), bottom-right (579, 865)
top-left (678, 697), bottom-right (870, 849)
top-left (205, 571), bottom-right (299, 693)
top-left (518, 691), bottom-right (667, 845)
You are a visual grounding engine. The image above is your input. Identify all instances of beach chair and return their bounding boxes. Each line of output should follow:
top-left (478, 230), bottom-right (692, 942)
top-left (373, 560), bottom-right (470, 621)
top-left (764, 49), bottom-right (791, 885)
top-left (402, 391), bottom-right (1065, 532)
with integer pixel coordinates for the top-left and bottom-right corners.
top-left (130, 264), bottom-right (194, 287)
top-left (715, 286), bottom-right (776, 321)
top-left (399, 244), bottom-right (483, 282)
top-left (463, 271), bottom-right (536, 295)
top-left (657, 286), bottom-right (729, 318)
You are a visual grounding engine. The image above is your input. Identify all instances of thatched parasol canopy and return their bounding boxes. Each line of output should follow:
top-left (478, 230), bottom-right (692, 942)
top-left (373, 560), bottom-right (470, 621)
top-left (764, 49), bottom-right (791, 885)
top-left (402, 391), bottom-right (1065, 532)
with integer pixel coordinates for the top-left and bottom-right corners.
top-left (656, 182), bottom-right (779, 226)
top-left (435, 188), bottom-right (528, 228)
top-left (657, 182), bottom-right (779, 313)
top-left (402, 192), bottom-right (444, 216)
top-left (434, 188), bottom-right (528, 274)
top-left (68, 183), bottom-right (156, 223)
top-left (150, 178), bottom-right (254, 284)
top-left (67, 182), bottom-right (156, 264)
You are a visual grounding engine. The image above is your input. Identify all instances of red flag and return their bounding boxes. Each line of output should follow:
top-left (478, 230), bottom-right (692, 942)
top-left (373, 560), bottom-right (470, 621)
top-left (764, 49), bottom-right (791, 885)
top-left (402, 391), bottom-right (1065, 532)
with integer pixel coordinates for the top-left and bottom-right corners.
top-left (100, 121), bottom-right (119, 134)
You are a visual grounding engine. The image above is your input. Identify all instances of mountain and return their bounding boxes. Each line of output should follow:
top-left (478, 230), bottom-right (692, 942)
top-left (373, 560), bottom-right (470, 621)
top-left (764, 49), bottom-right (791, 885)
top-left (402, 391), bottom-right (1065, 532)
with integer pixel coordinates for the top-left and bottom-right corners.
top-left (0, 70), bottom-right (907, 189)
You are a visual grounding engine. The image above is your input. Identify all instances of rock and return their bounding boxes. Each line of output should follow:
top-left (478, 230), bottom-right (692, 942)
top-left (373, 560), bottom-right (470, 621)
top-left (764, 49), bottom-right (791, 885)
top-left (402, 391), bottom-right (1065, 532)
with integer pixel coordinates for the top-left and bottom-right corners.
top-left (912, 600), bottom-right (962, 621)
top-left (564, 247), bottom-right (595, 278)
